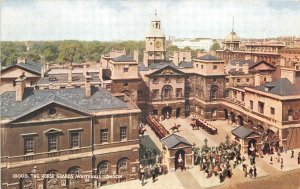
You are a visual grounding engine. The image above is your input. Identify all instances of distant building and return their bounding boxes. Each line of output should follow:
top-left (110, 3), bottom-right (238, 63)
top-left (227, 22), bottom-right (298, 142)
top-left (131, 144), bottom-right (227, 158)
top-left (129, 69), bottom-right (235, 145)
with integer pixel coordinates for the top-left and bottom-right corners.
top-left (172, 38), bottom-right (214, 51)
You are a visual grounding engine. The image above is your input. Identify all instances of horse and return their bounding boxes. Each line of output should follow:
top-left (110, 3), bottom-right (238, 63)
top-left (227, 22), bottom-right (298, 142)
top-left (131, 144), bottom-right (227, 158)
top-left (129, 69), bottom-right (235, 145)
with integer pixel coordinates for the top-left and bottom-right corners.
top-left (170, 123), bottom-right (181, 132)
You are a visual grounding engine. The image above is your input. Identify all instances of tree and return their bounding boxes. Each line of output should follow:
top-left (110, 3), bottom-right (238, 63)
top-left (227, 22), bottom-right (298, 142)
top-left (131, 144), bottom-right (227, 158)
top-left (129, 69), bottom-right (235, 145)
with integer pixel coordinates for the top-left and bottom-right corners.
top-left (210, 42), bottom-right (221, 51)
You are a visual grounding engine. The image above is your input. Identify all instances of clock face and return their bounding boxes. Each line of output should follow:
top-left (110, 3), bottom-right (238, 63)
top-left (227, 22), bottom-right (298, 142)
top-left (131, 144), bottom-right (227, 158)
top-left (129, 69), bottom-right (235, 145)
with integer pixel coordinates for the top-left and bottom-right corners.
top-left (155, 41), bottom-right (161, 48)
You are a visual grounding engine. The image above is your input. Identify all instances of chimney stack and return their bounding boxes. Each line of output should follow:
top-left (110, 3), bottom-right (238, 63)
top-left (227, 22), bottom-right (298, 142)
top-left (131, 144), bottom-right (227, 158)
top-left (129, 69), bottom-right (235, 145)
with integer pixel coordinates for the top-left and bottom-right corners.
top-left (68, 65), bottom-right (72, 83)
top-left (15, 73), bottom-right (27, 101)
top-left (41, 65), bottom-right (45, 77)
top-left (134, 50), bottom-right (139, 62)
top-left (243, 63), bottom-right (249, 74)
top-left (83, 64), bottom-right (87, 77)
top-left (143, 51), bottom-right (149, 68)
top-left (85, 73), bottom-right (92, 97)
top-left (174, 51), bottom-right (179, 66)
top-left (281, 68), bottom-right (296, 84)
top-left (17, 57), bottom-right (26, 64)
top-left (98, 64), bottom-right (103, 80)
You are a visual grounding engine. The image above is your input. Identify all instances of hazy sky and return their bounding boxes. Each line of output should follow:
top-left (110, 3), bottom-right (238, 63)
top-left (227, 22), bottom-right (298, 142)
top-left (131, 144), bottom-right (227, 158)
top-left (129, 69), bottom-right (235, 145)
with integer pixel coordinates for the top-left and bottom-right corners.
top-left (1, 0), bottom-right (300, 41)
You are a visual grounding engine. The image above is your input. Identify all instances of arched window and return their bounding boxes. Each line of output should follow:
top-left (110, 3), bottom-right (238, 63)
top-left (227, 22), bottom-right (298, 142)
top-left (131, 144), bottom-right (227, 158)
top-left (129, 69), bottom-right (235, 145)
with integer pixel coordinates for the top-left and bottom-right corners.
top-left (66, 167), bottom-right (80, 188)
top-left (98, 161), bottom-right (110, 175)
top-left (117, 158), bottom-right (129, 175)
top-left (161, 85), bottom-right (173, 99)
top-left (211, 86), bottom-right (219, 99)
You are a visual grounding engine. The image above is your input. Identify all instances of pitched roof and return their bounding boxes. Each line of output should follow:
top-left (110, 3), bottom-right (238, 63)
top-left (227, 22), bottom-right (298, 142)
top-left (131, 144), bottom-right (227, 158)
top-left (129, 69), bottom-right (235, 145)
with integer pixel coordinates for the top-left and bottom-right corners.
top-left (0, 87), bottom-right (128, 118)
top-left (197, 54), bottom-right (222, 61)
top-left (254, 78), bottom-right (300, 96)
top-left (1, 60), bottom-right (41, 75)
top-left (140, 135), bottom-right (160, 152)
top-left (231, 126), bottom-right (257, 139)
top-left (112, 55), bottom-right (135, 62)
top-left (230, 59), bottom-right (254, 66)
top-left (249, 60), bottom-right (276, 70)
top-left (148, 64), bottom-right (186, 77)
top-left (37, 73), bottom-right (101, 84)
top-left (148, 62), bottom-right (177, 70)
top-left (161, 134), bottom-right (192, 149)
top-left (178, 61), bottom-right (193, 68)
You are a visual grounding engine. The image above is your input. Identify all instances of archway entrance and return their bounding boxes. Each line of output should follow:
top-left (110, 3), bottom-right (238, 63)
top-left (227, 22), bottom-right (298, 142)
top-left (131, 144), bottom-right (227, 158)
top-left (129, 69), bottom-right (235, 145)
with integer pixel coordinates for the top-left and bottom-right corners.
top-left (230, 112), bottom-right (236, 124)
top-left (224, 109), bottom-right (229, 120)
top-left (248, 139), bottom-right (257, 156)
top-left (237, 115), bottom-right (243, 126)
top-left (153, 109), bottom-right (158, 116)
top-left (176, 108), bottom-right (181, 118)
top-left (162, 106), bottom-right (172, 119)
top-left (175, 149), bottom-right (185, 170)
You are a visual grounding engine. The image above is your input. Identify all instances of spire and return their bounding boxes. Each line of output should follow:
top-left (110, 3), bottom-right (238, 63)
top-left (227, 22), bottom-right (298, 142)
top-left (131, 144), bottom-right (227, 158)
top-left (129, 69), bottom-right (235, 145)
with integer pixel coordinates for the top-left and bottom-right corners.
top-left (232, 16), bottom-right (234, 33)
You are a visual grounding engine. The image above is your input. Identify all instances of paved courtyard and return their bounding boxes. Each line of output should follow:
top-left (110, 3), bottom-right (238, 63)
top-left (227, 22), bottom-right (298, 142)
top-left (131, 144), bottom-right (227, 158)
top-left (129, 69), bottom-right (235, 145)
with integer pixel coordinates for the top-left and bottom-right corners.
top-left (101, 117), bottom-right (300, 189)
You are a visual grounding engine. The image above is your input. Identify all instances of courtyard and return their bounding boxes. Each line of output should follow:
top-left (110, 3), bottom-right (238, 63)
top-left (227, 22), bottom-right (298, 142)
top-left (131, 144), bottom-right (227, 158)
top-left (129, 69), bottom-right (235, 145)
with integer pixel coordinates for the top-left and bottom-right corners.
top-left (101, 116), bottom-right (300, 189)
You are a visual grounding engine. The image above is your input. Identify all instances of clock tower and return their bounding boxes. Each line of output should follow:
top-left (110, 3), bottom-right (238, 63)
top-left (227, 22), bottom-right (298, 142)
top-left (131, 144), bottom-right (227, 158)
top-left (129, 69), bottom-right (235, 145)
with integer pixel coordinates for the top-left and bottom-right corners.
top-left (143, 12), bottom-right (166, 67)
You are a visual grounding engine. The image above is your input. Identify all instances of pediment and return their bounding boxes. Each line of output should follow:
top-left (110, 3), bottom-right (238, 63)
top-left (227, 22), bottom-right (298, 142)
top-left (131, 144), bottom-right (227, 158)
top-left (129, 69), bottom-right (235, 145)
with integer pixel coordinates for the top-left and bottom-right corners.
top-left (148, 65), bottom-right (185, 77)
top-left (249, 61), bottom-right (276, 71)
top-left (11, 100), bottom-right (90, 123)
top-left (172, 142), bottom-right (192, 149)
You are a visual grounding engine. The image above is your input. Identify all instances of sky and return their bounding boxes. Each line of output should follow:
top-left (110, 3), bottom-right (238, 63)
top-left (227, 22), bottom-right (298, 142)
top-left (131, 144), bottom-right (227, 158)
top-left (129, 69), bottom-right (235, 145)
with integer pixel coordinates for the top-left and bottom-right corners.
top-left (1, 0), bottom-right (300, 41)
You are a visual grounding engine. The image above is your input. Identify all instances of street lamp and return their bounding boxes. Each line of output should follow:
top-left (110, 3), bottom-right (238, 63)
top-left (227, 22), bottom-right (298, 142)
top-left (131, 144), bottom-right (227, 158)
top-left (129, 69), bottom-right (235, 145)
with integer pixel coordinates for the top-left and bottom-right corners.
top-left (31, 165), bottom-right (39, 189)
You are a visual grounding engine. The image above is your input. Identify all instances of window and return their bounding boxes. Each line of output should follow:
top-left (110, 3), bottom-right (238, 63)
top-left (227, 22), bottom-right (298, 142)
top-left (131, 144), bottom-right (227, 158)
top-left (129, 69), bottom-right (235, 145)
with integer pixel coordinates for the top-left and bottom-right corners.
top-left (70, 132), bottom-right (80, 148)
top-left (48, 134), bottom-right (58, 151)
top-left (176, 88), bottom-right (182, 98)
top-left (24, 137), bottom-right (34, 154)
top-left (176, 78), bottom-right (182, 83)
top-left (49, 108), bottom-right (57, 116)
top-left (264, 77), bottom-right (267, 81)
top-left (100, 129), bottom-right (109, 143)
top-left (106, 85), bottom-right (111, 90)
top-left (196, 64), bottom-right (198, 68)
top-left (123, 65), bottom-right (129, 72)
top-left (152, 89), bottom-right (159, 99)
top-left (237, 79), bottom-right (241, 83)
top-left (250, 100), bottom-right (253, 110)
top-left (213, 65), bottom-right (218, 70)
top-left (162, 85), bottom-right (173, 98)
top-left (13, 81), bottom-right (16, 87)
top-left (120, 127), bottom-right (127, 140)
top-left (270, 107), bottom-right (275, 115)
top-left (153, 78), bottom-right (159, 84)
top-left (246, 78), bottom-right (249, 82)
top-left (201, 65), bottom-right (204, 69)
top-left (241, 94), bottom-right (245, 101)
top-left (258, 101), bottom-right (264, 114)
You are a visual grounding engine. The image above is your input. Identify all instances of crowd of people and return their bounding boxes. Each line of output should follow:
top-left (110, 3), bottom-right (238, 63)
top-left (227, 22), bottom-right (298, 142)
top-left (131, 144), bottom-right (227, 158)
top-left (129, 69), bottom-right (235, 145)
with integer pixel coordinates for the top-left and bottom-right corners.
top-left (138, 163), bottom-right (168, 186)
top-left (191, 115), bottom-right (218, 135)
top-left (193, 142), bottom-right (242, 183)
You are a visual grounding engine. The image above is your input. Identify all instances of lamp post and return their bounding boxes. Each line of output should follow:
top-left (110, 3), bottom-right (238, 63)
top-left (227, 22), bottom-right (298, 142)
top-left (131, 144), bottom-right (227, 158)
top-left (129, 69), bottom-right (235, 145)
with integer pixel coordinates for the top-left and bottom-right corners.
top-left (31, 165), bottom-right (38, 189)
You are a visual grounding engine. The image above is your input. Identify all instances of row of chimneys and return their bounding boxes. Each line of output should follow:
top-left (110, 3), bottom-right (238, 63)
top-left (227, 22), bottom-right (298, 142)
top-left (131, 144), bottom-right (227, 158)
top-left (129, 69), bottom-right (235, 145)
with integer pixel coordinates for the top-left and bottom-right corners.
top-left (15, 71), bottom-right (95, 102)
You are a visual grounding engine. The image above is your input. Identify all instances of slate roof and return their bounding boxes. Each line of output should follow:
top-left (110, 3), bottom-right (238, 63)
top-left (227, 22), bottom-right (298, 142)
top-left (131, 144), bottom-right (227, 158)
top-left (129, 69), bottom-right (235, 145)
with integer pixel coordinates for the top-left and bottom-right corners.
top-left (161, 134), bottom-right (192, 149)
top-left (0, 87), bottom-right (128, 119)
top-left (178, 61), bottom-right (193, 68)
top-left (112, 55), bottom-right (135, 62)
top-left (231, 126), bottom-right (257, 139)
top-left (148, 62), bottom-right (177, 70)
top-left (1, 60), bottom-right (41, 75)
top-left (229, 59), bottom-right (254, 66)
top-left (197, 54), bottom-right (222, 61)
top-left (37, 73), bottom-right (101, 84)
top-left (254, 78), bottom-right (300, 96)
top-left (140, 135), bottom-right (160, 152)
top-left (249, 60), bottom-right (276, 70)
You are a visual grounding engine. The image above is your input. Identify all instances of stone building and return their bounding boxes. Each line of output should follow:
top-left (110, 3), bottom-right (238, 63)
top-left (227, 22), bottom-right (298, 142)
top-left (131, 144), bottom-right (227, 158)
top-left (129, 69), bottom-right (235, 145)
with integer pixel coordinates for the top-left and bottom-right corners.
top-left (0, 58), bottom-right (41, 94)
top-left (0, 75), bottom-right (141, 188)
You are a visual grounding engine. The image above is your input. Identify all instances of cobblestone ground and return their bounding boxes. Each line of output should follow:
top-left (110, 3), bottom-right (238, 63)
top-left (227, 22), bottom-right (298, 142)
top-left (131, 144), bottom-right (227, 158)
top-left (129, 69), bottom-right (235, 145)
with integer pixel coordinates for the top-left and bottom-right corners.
top-left (101, 117), bottom-right (300, 189)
